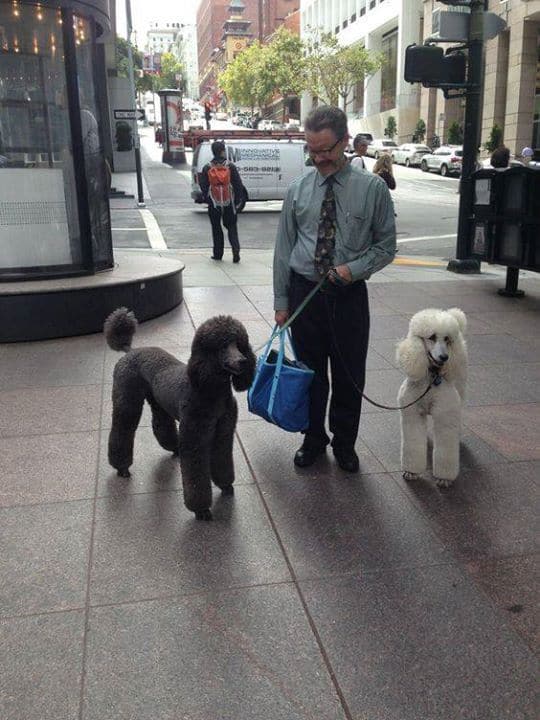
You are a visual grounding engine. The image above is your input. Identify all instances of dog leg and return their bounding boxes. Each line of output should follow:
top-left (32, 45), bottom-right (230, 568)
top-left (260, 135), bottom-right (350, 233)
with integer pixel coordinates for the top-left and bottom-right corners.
top-left (178, 422), bottom-right (213, 520)
top-left (108, 379), bottom-right (145, 478)
top-left (400, 406), bottom-right (428, 478)
top-left (210, 400), bottom-right (237, 496)
top-left (147, 396), bottom-right (179, 454)
top-left (432, 399), bottom-right (461, 489)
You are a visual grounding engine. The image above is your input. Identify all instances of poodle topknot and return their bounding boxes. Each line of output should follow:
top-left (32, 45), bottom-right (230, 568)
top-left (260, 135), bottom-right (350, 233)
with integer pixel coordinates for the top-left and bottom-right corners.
top-left (105, 308), bottom-right (256, 520)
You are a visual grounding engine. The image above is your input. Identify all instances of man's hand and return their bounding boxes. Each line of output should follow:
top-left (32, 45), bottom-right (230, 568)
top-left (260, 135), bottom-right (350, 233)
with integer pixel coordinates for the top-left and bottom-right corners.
top-left (275, 310), bottom-right (289, 327)
top-left (328, 264), bottom-right (352, 284)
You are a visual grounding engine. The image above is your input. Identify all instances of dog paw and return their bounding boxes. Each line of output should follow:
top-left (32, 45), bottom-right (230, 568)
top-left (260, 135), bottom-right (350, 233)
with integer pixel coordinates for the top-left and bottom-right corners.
top-left (117, 468), bottom-right (131, 479)
top-left (403, 471), bottom-right (420, 482)
top-left (436, 478), bottom-right (454, 490)
top-left (221, 485), bottom-right (234, 497)
top-left (195, 509), bottom-right (213, 521)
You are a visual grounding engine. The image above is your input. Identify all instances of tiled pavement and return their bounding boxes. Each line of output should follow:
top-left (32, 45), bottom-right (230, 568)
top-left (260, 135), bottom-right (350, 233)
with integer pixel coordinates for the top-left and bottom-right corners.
top-left (1, 261), bottom-right (539, 720)
top-left (1, 137), bottom-right (539, 718)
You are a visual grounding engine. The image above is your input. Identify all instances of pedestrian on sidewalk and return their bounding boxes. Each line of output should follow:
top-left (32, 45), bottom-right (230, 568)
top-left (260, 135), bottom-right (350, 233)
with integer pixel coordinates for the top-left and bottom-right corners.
top-left (350, 134), bottom-right (369, 169)
top-left (273, 106), bottom-right (396, 473)
top-left (372, 153), bottom-right (396, 189)
top-left (199, 140), bottom-right (243, 263)
top-left (490, 145), bottom-right (510, 169)
top-left (204, 102), bottom-right (212, 131)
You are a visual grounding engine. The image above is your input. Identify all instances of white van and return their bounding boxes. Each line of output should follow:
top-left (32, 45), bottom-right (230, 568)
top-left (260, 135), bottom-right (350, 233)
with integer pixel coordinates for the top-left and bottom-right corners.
top-left (191, 139), bottom-right (308, 211)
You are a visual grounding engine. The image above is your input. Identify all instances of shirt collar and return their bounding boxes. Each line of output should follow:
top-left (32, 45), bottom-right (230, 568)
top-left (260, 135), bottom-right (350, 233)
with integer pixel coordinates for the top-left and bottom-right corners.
top-left (315, 160), bottom-right (351, 187)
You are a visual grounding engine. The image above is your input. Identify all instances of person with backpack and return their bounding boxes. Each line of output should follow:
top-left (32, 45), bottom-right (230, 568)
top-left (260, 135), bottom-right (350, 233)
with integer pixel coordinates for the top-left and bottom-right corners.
top-left (199, 140), bottom-right (244, 263)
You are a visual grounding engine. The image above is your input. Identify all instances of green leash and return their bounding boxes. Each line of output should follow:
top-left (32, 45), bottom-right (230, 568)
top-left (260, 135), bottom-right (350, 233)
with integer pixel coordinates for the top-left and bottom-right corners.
top-left (254, 275), bottom-right (327, 353)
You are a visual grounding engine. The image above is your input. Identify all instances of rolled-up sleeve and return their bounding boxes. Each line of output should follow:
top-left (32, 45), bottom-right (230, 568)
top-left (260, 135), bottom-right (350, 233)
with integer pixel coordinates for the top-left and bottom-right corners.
top-left (273, 184), bottom-right (297, 311)
top-left (347, 179), bottom-right (397, 280)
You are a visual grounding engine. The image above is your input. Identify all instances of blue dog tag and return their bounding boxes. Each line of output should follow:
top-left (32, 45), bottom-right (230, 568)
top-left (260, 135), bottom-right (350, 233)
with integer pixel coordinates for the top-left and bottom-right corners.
top-left (433, 375), bottom-right (443, 386)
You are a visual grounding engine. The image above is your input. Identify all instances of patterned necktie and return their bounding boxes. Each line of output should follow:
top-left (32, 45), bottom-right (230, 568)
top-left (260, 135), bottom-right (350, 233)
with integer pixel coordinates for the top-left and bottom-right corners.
top-left (314, 175), bottom-right (337, 277)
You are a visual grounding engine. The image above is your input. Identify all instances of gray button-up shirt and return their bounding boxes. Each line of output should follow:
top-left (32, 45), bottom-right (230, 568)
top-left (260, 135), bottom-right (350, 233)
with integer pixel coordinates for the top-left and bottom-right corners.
top-left (273, 162), bottom-right (397, 311)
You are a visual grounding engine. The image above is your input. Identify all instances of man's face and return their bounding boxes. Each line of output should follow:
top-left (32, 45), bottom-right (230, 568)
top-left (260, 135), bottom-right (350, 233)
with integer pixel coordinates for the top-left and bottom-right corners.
top-left (357, 142), bottom-right (368, 156)
top-left (305, 128), bottom-right (348, 176)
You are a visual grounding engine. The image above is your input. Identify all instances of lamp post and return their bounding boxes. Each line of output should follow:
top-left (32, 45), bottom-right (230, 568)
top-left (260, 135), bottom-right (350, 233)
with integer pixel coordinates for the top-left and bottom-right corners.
top-left (125, 0), bottom-right (145, 207)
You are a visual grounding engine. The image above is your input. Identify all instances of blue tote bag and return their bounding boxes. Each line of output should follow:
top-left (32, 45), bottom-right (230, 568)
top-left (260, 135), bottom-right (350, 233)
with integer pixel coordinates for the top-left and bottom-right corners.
top-left (248, 327), bottom-right (314, 432)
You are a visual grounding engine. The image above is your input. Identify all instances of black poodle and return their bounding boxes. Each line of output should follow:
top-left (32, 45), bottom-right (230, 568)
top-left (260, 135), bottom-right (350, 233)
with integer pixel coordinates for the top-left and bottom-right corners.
top-left (104, 308), bottom-right (256, 520)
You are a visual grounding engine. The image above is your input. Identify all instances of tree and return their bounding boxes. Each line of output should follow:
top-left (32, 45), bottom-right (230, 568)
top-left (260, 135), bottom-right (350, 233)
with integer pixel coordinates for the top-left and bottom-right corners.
top-left (447, 121), bottom-right (464, 144)
top-left (384, 116), bottom-right (397, 140)
top-left (156, 52), bottom-right (185, 91)
top-left (304, 29), bottom-right (384, 110)
top-left (484, 123), bottom-right (503, 153)
top-left (115, 36), bottom-right (153, 98)
top-left (412, 118), bottom-right (426, 143)
top-left (262, 27), bottom-right (306, 121)
top-left (218, 42), bottom-right (274, 114)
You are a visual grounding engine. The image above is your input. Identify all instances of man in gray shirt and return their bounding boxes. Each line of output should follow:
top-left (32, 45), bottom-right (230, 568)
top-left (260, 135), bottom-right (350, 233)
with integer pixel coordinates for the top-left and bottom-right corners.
top-left (273, 106), bottom-right (396, 472)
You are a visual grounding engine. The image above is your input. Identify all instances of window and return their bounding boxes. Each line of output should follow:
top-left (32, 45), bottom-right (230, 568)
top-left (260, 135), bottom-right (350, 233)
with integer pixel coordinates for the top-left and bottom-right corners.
top-left (380, 30), bottom-right (398, 112)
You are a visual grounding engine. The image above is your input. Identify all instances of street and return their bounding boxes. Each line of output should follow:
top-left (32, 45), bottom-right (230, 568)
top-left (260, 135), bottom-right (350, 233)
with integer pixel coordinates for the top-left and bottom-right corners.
top-left (112, 127), bottom-right (460, 261)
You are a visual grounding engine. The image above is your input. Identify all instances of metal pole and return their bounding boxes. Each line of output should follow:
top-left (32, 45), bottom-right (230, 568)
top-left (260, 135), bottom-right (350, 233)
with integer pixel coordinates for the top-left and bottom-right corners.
top-left (447, 0), bottom-right (483, 273)
top-left (125, 0), bottom-right (145, 207)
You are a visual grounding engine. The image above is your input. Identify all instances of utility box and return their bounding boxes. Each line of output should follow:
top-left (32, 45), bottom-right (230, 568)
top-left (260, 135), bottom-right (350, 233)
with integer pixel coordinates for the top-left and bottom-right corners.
top-left (470, 166), bottom-right (540, 273)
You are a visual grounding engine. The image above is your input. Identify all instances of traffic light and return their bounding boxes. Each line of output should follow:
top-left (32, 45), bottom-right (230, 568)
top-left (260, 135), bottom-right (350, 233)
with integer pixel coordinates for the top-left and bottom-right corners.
top-left (405, 44), bottom-right (466, 87)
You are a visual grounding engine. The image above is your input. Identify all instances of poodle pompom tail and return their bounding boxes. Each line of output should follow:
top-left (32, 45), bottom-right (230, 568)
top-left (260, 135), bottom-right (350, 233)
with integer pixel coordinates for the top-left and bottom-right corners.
top-left (104, 307), bottom-right (138, 352)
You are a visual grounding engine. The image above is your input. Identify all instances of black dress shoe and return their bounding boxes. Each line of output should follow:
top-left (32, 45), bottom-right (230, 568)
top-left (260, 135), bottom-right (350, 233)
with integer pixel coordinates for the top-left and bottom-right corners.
top-left (333, 448), bottom-right (359, 473)
top-left (294, 444), bottom-right (326, 468)
top-left (233, 254), bottom-right (240, 263)
top-left (210, 255), bottom-right (222, 261)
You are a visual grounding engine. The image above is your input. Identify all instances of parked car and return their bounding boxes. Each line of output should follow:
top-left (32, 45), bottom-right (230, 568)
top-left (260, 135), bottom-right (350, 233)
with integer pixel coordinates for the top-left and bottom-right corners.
top-left (392, 143), bottom-right (431, 167)
top-left (215, 110), bottom-right (228, 121)
top-left (366, 139), bottom-right (398, 158)
top-left (284, 117), bottom-right (301, 130)
top-left (420, 146), bottom-right (463, 176)
top-left (259, 119), bottom-right (282, 131)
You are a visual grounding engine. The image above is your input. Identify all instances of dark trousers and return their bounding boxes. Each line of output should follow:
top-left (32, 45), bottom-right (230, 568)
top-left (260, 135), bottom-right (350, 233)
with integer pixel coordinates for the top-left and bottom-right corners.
top-left (289, 271), bottom-right (370, 451)
top-left (208, 204), bottom-right (240, 259)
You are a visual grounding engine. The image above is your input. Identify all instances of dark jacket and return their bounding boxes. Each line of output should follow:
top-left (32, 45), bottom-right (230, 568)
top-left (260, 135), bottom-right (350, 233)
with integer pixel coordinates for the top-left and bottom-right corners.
top-left (199, 158), bottom-right (244, 206)
top-left (376, 169), bottom-right (396, 190)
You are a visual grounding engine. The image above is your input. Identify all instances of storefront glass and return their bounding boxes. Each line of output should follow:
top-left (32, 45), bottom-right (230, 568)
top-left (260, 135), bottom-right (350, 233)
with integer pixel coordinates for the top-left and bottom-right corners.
top-left (0, 1), bottom-right (112, 279)
top-left (74, 14), bottom-right (112, 269)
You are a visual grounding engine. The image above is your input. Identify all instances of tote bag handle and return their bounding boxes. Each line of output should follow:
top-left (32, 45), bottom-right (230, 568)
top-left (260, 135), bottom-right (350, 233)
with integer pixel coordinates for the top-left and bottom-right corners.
top-left (267, 328), bottom-right (298, 418)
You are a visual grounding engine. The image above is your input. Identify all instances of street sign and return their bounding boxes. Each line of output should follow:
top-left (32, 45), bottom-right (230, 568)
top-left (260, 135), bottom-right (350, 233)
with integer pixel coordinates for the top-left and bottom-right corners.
top-left (432, 9), bottom-right (469, 41)
top-left (483, 12), bottom-right (506, 40)
top-left (114, 108), bottom-right (145, 121)
top-left (431, 9), bottom-right (506, 42)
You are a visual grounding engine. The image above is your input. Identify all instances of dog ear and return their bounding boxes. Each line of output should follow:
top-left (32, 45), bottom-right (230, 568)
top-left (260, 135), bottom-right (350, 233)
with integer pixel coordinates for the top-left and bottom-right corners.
top-left (446, 307), bottom-right (467, 335)
top-left (232, 341), bottom-right (256, 392)
top-left (396, 336), bottom-right (429, 381)
top-left (187, 353), bottom-right (219, 389)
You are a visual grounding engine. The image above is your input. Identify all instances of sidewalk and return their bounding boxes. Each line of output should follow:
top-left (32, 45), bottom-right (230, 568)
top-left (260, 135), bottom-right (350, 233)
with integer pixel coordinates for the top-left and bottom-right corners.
top-left (1, 143), bottom-right (539, 719)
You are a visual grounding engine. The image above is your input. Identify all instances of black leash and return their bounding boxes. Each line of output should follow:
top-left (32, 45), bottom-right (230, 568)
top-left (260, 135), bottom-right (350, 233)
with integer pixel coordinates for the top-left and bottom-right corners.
top-left (322, 283), bottom-right (441, 411)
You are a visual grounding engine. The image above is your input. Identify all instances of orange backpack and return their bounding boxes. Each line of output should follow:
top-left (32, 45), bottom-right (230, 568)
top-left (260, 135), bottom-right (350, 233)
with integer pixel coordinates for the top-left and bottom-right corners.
top-left (208, 162), bottom-right (232, 208)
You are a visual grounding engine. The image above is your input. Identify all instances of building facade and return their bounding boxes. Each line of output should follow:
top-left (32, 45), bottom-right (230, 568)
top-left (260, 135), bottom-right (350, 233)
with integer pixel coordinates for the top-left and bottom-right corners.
top-left (197, 0), bottom-right (260, 99)
top-left (420, 0), bottom-right (540, 155)
top-left (175, 24), bottom-right (199, 100)
top-left (145, 22), bottom-right (182, 56)
top-left (300, 0), bottom-right (424, 142)
top-left (261, 0), bottom-right (300, 40)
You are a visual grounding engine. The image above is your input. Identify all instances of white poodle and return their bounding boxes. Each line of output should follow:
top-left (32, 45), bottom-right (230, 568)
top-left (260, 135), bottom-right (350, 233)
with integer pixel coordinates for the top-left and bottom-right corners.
top-left (396, 308), bottom-right (467, 488)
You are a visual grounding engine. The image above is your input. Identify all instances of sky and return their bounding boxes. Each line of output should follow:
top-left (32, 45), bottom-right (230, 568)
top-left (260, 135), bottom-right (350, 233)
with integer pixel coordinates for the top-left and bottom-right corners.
top-left (116, 0), bottom-right (198, 49)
